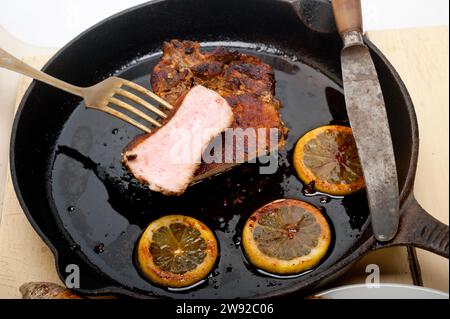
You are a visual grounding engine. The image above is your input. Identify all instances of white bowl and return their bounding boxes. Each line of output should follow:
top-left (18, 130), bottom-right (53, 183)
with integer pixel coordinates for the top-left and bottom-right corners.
top-left (316, 284), bottom-right (449, 299)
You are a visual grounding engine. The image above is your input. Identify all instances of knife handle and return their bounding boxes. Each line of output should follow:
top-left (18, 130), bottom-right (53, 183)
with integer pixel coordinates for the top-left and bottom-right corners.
top-left (331, 0), bottom-right (363, 36)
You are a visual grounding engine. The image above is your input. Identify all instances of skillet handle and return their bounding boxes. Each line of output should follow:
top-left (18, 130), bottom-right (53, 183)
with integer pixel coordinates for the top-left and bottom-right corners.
top-left (385, 194), bottom-right (449, 258)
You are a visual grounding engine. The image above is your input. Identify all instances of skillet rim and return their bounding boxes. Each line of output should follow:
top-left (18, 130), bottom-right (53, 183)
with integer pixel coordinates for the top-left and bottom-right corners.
top-left (9, 0), bottom-right (419, 298)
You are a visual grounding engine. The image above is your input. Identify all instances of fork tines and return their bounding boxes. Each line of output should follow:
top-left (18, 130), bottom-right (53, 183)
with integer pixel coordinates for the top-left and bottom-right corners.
top-left (107, 79), bottom-right (173, 133)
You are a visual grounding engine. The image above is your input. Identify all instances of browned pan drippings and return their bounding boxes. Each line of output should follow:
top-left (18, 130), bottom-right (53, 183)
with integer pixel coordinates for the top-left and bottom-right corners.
top-left (50, 45), bottom-right (370, 298)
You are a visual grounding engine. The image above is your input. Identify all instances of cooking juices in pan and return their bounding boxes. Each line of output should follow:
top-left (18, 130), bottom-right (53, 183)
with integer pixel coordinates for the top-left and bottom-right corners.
top-left (50, 44), bottom-right (370, 298)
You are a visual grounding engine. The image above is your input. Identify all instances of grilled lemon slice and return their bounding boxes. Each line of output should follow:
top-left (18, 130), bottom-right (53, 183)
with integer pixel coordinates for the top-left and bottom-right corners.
top-left (243, 199), bottom-right (331, 275)
top-left (137, 215), bottom-right (218, 288)
top-left (293, 125), bottom-right (364, 196)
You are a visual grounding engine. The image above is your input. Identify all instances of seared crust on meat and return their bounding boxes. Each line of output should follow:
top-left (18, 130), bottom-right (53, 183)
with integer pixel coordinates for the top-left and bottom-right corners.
top-left (151, 41), bottom-right (278, 104)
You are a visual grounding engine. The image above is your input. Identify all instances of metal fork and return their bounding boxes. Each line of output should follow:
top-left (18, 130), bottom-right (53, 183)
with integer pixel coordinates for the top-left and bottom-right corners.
top-left (0, 48), bottom-right (172, 133)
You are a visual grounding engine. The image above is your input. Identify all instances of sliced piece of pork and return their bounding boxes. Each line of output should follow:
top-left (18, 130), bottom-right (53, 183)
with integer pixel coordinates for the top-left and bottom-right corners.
top-left (123, 85), bottom-right (234, 196)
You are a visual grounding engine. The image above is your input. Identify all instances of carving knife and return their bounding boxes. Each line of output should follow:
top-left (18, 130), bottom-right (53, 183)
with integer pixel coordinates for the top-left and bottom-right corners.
top-left (331, 0), bottom-right (399, 241)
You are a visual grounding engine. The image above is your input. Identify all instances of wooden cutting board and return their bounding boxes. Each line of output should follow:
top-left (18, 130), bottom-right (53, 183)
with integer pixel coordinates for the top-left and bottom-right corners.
top-left (367, 27), bottom-right (449, 293)
top-left (0, 27), bottom-right (448, 298)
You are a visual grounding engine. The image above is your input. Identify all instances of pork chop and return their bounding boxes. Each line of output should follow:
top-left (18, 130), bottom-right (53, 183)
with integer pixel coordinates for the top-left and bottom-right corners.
top-left (151, 40), bottom-right (288, 181)
top-left (123, 85), bottom-right (234, 196)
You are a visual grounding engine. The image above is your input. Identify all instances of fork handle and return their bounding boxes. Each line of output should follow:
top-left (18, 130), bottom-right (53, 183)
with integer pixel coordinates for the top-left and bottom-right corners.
top-left (0, 48), bottom-right (84, 97)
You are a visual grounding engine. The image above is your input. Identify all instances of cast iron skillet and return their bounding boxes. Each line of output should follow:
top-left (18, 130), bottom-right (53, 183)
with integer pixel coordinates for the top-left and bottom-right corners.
top-left (10, 0), bottom-right (449, 298)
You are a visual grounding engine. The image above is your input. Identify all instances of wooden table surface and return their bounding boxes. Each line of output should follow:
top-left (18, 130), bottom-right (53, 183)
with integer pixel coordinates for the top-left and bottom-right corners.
top-left (367, 27), bottom-right (449, 292)
top-left (0, 27), bottom-right (448, 298)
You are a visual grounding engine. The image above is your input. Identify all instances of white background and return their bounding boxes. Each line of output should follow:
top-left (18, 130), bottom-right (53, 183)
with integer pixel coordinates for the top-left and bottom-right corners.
top-left (0, 0), bottom-right (449, 48)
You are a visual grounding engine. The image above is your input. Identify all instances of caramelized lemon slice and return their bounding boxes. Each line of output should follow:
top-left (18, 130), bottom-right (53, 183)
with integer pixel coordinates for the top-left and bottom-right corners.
top-left (293, 125), bottom-right (365, 196)
top-left (243, 199), bottom-right (331, 275)
top-left (137, 215), bottom-right (218, 288)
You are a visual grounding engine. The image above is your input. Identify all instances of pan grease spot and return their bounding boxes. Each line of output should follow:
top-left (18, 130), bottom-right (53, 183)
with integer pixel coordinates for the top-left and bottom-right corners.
top-left (94, 243), bottom-right (105, 254)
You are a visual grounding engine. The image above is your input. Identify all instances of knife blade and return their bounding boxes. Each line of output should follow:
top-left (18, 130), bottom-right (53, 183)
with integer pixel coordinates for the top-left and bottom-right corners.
top-left (332, 0), bottom-right (399, 241)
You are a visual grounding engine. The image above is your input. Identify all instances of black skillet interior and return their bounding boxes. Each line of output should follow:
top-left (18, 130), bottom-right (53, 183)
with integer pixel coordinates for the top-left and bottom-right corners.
top-left (11, 0), bottom-right (415, 298)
